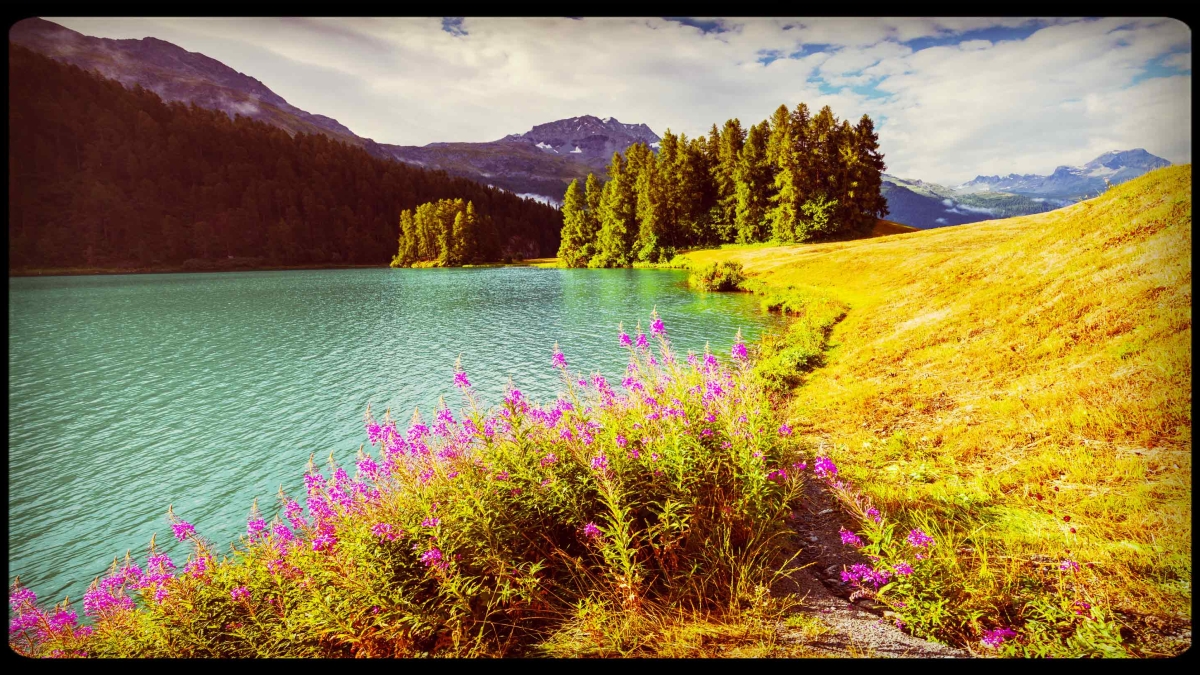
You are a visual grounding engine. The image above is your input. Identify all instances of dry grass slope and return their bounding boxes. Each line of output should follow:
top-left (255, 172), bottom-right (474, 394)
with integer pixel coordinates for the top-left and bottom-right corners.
top-left (680, 165), bottom-right (1191, 654)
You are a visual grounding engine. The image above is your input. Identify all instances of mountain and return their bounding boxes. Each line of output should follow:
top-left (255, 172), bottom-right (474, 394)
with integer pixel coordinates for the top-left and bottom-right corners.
top-left (8, 44), bottom-right (564, 271)
top-left (881, 175), bottom-right (1057, 229)
top-left (9, 18), bottom-right (364, 145)
top-left (11, 19), bottom-right (661, 205)
top-left (957, 149), bottom-right (1171, 201)
top-left (882, 149), bottom-right (1172, 229)
top-left (369, 116), bottom-right (660, 204)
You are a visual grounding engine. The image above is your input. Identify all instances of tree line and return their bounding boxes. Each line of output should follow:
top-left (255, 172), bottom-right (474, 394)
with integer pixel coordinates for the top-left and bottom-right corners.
top-left (557, 103), bottom-right (887, 267)
top-left (8, 46), bottom-right (563, 270)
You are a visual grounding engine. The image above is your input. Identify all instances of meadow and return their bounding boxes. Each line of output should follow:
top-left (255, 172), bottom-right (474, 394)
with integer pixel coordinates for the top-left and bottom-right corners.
top-left (680, 164), bottom-right (1192, 656)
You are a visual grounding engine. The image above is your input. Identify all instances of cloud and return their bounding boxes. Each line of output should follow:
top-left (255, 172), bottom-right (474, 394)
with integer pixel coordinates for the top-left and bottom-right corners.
top-left (48, 17), bottom-right (1192, 184)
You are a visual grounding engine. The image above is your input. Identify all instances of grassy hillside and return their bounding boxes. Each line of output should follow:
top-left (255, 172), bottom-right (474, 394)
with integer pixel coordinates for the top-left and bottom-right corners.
top-left (679, 165), bottom-right (1191, 654)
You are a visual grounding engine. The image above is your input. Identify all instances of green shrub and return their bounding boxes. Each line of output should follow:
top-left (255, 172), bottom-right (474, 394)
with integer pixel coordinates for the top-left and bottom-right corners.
top-left (688, 262), bottom-right (747, 292)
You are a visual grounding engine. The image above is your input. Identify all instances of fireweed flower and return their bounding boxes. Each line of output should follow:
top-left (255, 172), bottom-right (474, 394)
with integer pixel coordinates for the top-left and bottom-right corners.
top-left (1059, 559), bottom-right (1080, 572)
top-left (172, 520), bottom-right (196, 542)
top-left (407, 423), bottom-right (430, 441)
top-left (636, 333), bottom-right (649, 349)
top-left (356, 455), bottom-right (379, 480)
top-left (495, 470), bottom-right (510, 481)
top-left (839, 528), bottom-right (864, 548)
top-left (47, 608), bottom-right (78, 633)
top-left (422, 516), bottom-right (440, 528)
top-left (551, 347), bottom-right (567, 369)
top-left (454, 371), bottom-right (470, 388)
top-left (731, 340), bottom-right (748, 361)
top-left (247, 517), bottom-right (267, 539)
top-left (9, 586), bottom-right (37, 610)
top-left (184, 556), bottom-right (210, 578)
top-left (981, 627), bottom-right (1017, 649)
top-left (650, 316), bottom-right (665, 336)
top-left (907, 529), bottom-right (935, 549)
top-left (778, 423), bottom-right (793, 436)
top-left (230, 586), bottom-right (251, 602)
top-left (866, 508), bottom-right (882, 524)
top-left (312, 533), bottom-right (336, 552)
top-left (813, 456), bottom-right (838, 479)
top-left (619, 331), bottom-right (633, 347)
top-left (767, 469), bottom-right (788, 482)
top-left (590, 454), bottom-right (609, 471)
top-left (541, 452), bottom-right (558, 467)
top-left (420, 548), bottom-right (445, 568)
top-left (372, 523), bottom-right (398, 541)
top-left (893, 562), bottom-right (914, 576)
top-left (366, 421), bottom-right (383, 445)
top-left (583, 522), bottom-right (602, 538)
top-left (615, 434), bottom-right (628, 448)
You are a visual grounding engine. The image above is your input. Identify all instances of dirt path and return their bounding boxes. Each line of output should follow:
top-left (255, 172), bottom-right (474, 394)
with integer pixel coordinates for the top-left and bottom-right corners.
top-left (772, 480), bottom-right (970, 658)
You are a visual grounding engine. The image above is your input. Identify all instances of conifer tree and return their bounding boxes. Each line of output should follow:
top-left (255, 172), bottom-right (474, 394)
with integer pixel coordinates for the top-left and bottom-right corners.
top-left (734, 121), bottom-right (772, 243)
top-left (590, 153), bottom-right (637, 267)
top-left (557, 179), bottom-right (590, 267)
top-left (714, 119), bottom-right (745, 241)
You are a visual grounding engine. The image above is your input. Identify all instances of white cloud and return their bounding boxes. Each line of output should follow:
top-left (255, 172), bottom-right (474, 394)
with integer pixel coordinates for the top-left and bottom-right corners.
top-left (48, 17), bottom-right (1192, 185)
top-left (1163, 51), bottom-right (1191, 70)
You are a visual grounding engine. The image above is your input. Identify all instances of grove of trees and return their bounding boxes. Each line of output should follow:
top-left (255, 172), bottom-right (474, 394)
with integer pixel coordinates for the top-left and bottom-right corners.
top-left (557, 103), bottom-right (887, 267)
top-left (391, 199), bottom-right (496, 267)
top-left (8, 45), bottom-right (563, 270)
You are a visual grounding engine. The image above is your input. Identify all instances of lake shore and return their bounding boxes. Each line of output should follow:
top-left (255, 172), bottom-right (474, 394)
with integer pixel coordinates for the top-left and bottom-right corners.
top-left (8, 259), bottom-right (566, 277)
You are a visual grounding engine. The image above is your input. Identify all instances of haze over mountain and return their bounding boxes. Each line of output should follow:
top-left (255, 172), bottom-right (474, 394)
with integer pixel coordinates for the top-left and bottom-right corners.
top-left (957, 149), bottom-right (1172, 200)
top-left (881, 149), bottom-right (1172, 229)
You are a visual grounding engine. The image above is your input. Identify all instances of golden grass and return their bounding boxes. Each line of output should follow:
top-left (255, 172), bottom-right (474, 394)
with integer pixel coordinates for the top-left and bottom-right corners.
top-left (678, 166), bottom-right (1192, 651)
top-left (871, 218), bottom-right (919, 237)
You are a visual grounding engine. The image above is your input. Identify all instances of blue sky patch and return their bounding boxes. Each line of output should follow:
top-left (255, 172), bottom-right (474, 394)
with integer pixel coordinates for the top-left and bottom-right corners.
top-left (902, 21), bottom-right (1047, 52)
top-left (665, 18), bottom-right (730, 34)
top-left (441, 17), bottom-right (467, 37)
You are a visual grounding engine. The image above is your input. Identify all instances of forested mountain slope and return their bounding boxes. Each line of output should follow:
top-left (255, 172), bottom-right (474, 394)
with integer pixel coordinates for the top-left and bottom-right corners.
top-left (8, 46), bottom-right (563, 271)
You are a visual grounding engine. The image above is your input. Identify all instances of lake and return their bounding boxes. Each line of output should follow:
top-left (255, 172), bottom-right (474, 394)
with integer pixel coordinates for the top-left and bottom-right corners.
top-left (8, 267), bottom-right (781, 605)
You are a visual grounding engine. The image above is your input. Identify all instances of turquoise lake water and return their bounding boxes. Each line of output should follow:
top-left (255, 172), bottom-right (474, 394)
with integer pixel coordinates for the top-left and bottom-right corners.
top-left (8, 267), bottom-right (781, 605)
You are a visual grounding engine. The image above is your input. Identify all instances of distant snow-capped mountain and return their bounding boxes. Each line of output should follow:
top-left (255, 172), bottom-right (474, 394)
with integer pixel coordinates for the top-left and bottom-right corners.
top-left (373, 116), bottom-right (660, 202)
top-left (502, 115), bottom-right (660, 170)
top-left (957, 149), bottom-right (1171, 201)
top-left (882, 149), bottom-right (1172, 229)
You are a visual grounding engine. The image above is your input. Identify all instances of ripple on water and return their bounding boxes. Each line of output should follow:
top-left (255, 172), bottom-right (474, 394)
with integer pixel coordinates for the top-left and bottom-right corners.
top-left (9, 267), bottom-right (780, 603)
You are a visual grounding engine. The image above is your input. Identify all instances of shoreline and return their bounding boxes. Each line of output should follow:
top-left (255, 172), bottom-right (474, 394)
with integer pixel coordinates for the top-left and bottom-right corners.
top-left (8, 259), bottom-right (566, 278)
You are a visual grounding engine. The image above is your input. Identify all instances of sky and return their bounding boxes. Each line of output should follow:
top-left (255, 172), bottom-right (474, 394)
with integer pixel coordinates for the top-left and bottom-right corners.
top-left (49, 17), bottom-right (1192, 185)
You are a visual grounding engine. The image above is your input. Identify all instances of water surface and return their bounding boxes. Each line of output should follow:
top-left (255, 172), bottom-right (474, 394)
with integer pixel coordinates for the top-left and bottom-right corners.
top-left (9, 267), bottom-right (779, 603)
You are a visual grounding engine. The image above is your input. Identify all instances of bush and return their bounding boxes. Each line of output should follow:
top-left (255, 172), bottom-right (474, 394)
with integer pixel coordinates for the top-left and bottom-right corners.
top-left (9, 313), bottom-right (806, 657)
top-left (688, 262), bottom-right (747, 292)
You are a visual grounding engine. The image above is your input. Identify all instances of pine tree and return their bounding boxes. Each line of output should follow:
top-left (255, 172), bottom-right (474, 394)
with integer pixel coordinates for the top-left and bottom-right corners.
top-left (582, 172), bottom-right (602, 259)
top-left (714, 119), bottom-right (745, 242)
top-left (557, 179), bottom-right (589, 267)
top-left (853, 114), bottom-right (888, 225)
top-left (766, 105), bottom-right (799, 243)
top-left (392, 209), bottom-right (417, 266)
top-left (591, 153), bottom-right (637, 267)
top-left (734, 121), bottom-right (772, 243)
